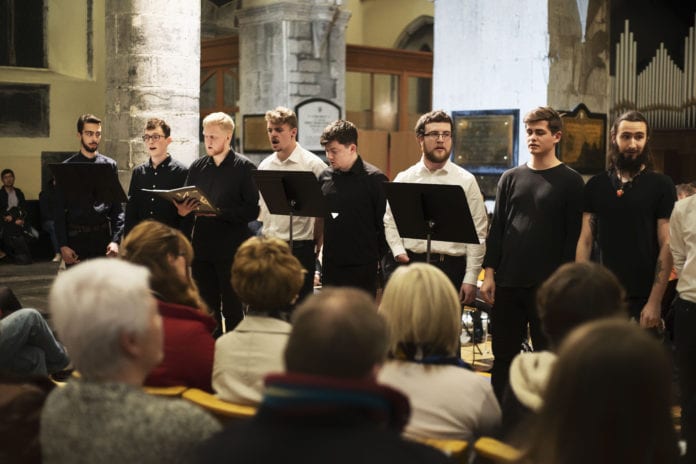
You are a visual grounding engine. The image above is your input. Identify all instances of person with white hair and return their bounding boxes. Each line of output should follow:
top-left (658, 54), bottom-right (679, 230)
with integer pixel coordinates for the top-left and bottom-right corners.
top-left (40, 259), bottom-right (220, 464)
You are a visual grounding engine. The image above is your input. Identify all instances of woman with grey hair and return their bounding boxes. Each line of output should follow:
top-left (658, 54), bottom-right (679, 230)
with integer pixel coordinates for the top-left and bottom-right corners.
top-left (40, 259), bottom-right (220, 464)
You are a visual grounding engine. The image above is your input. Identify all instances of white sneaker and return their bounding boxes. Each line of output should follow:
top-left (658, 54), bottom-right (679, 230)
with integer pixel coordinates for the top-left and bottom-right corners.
top-left (52, 253), bottom-right (61, 262)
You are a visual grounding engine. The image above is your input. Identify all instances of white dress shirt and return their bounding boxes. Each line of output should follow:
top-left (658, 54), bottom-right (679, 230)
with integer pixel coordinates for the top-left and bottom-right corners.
top-left (258, 143), bottom-right (327, 241)
top-left (671, 194), bottom-right (696, 303)
top-left (384, 157), bottom-right (487, 285)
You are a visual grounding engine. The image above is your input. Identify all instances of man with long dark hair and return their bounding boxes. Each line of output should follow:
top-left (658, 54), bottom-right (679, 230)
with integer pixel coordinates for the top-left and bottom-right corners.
top-left (576, 110), bottom-right (676, 329)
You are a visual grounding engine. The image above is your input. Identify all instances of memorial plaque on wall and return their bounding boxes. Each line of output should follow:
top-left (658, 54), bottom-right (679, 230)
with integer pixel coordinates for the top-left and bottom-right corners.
top-left (557, 103), bottom-right (607, 175)
top-left (451, 109), bottom-right (519, 174)
top-left (242, 114), bottom-right (268, 153)
top-left (295, 98), bottom-right (341, 153)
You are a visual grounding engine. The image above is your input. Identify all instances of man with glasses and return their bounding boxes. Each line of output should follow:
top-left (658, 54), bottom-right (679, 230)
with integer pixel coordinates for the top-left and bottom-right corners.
top-left (54, 114), bottom-right (124, 265)
top-left (124, 118), bottom-right (188, 235)
top-left (384, 110), bottom-right (488, 305)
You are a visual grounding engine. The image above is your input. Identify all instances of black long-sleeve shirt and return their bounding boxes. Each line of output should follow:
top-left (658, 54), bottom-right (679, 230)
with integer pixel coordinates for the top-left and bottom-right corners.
top-left (319, 156), bottom-right (388, 268)
top-left (54, 152), bottom-right (125, 247)
top-left (482, 163), bottom-right (583, 287)
top-left (124, 155), bottom-right (188, 235)
top-left (184, 151), bottom-right (259, 262)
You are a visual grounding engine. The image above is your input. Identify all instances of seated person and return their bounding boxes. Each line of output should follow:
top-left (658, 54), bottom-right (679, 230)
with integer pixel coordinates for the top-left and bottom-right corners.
top-left (1, 168), bottom-right (32, 264)
top-left (212, 236), bottom-right (302, 405)
top-left (0, 375), bottom-right (56, 464)
top-left (377, 263), bottom-right (501, 441)
top-left (518, 320), bottom-right (679, 463)
top-left (40, 259), bottom-right (221, 464)
top-left (200, 288), bottom-right (451, 464)
top-left (0, 286), bottom-right (70, 377)
top-left (121, 220), bottom-right (216, 392)
top-left (501, 262), bottom-right (628, 439)
top-left (39, 177), bottom-right (61, 262)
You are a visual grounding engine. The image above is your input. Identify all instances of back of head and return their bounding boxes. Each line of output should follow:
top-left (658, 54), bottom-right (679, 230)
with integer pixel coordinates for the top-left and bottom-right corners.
top-left (537, 262), bottom-right (627, 348)
top-left (49, 259), bottom-right (154, 380)
top-left (285, 288), bottom-right (388, 379)
top-left (264, 106), bottom-right (297, 129)
top-left (320, 119), bottom-right (358, 147)
top-left (121, 220), bottom-right (205, 310)
top-left (202, 111), bottom-right (235, 135)
top-left (231, 236), bottom-right (304, 312)
top-left (379, 263), bottom-right (461, 358)
top-left (523, 106), bottom-right (562, 134)
top-left (524, 319), bottom-right (678, 464)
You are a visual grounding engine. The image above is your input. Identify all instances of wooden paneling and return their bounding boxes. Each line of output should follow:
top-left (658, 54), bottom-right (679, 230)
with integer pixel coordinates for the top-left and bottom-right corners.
top-left (358, 129), bottom-right (389, 174)
top-left (388, 131), bottom-right (421, 179)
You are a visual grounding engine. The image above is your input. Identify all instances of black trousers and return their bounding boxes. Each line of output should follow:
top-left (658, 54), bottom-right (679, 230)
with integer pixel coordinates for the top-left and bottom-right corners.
top-left (192, 259), bottom-right (242, 334)
top-left (67, 224), bottom-right (110, 261)
top-left (407, 251), bottom-right (466, 292)
top-left (290, 240), bottom-right (316, 305)
top-left (322, 261), bottom-right (377, 297)
top-left (489, 285), bottom-right (549, 402)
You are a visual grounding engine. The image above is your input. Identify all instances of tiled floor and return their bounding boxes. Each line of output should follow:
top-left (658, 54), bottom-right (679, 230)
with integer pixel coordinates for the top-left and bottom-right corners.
top-left (0, 259), bottom-right (58, 313)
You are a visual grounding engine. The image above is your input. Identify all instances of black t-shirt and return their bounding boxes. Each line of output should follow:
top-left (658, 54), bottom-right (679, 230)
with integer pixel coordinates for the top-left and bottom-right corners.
top-left (583, 170), bottom-right (675, 298)
top-left (483, 163), bottom-right (584, 287)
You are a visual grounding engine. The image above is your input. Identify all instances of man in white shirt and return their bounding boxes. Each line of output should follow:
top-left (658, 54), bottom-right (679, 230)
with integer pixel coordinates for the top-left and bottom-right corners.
top-left (383, 110), bottom-right (488, 304)
top-left (258, 107), bottom-right (327, 303)
top-left (670, 190), bottom-right (696, 463)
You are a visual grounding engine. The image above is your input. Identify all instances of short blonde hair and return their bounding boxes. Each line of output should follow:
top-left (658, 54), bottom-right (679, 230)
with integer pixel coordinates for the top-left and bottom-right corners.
top-left (379, 263), bottom-right (461, 357)
top-left (202, 112), bottom-right (235, 135)
top-left (265, 106), bottom-right (297, 129)
top-left (231, 236), bottom-right (304, 311)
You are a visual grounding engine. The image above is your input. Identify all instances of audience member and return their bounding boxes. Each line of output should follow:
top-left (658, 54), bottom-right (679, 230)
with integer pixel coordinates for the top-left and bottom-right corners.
top-left (41, 259), bottom-right (220, 464)
top-left (121, 220), bottom-right (216, 392)
top-left (0, 375), bottom-right (55, 464)
top-left (670, 187), bottom-right (696, 463)
top-left (384, 110), bottom-right (487, 304)
top-left (481, 106), bottom-right (584, 400)
top-left (0, 296), bottom-right (70, 377)
top-left (378, 263), bottom-right (500, 441)
top-left (1, 168), bottom-right (32, 264)
top-left (676, 181), bottom-right (696, 200)
top-left (53, 114), bottom-right (125, 265)
top-left (200, 288), bottom-right (451, 464)
top-left (39, 177), bottom-right (62, 262)
top-left (124, 117), bottom-right (188, 235)
top-left (318, 120), bottom-right (388, 296)
top-left (502, 262), bottom-right (627, 438)
top-left (258, 107), bottom-right (327, 303)
top-left (517, 320), bottom-right (679, 464)
top-left (577, 110), bottom-right (676, 329)
top-left (175, 112), bottom-right (259, 334)
top-left (213, 236), bottom-right (302, 405)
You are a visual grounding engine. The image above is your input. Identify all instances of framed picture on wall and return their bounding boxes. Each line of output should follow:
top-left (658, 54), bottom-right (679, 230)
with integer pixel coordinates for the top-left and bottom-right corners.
top-left (242, 114), bottom-right (269, 154)
top-left (451, 109), bottom-right (519, 175)
top-left (557, 103), bottom-right (607, 175)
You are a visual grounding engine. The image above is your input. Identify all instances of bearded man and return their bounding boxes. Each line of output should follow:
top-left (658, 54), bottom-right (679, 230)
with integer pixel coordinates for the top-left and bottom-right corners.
top-left (576, 110), bottom-right (676, 329)
top-left (384, 110), bottom-right (488, 305)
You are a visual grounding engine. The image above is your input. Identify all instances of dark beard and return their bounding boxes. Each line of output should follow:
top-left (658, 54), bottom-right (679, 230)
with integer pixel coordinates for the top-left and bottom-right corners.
top-left (424, 148), bottom-right (449, 164)
top-left (616, 151), bottom-right (646, 175)
top-left (81, 140), bottom-right (98, 153)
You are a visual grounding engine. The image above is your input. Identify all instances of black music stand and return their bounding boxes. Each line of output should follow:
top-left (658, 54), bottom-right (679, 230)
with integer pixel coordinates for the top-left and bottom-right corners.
top-left (384, 182), bottom-right (479, 262)
top-left (49, 163), bottom-right (127, 204)
top-left (252, 170), bottom-right (327, 248)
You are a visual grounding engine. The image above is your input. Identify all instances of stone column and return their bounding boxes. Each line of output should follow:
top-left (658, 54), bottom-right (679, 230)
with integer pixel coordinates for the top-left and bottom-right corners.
top-left (104, 1), bottom-right (201, 187)
top-left (236, 0), bottom-right (350, 147)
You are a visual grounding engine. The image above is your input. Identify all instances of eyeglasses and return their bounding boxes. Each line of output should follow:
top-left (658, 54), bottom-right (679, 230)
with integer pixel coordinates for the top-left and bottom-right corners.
top-left (82, 130), bottom-right (102, 137)
top-left (142, 134), bottom-right (165, 142)
top-left (423, 132), bottom-right (452, 140)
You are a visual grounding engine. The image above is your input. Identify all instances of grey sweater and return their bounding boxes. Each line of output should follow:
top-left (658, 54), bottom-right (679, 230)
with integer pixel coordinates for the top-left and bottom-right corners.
top-left (41, 380), bottom-right (221, 464)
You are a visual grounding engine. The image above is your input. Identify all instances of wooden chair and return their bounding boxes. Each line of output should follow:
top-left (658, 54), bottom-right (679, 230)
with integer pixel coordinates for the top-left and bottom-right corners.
top-left (472, 436), bottom-right (522, 463)
top-left (412, 437), bottom-right (469, 463)
top-left (142, 385), bottom-right (187, 397)
top-left (182, 388), bottom-right (257, 422)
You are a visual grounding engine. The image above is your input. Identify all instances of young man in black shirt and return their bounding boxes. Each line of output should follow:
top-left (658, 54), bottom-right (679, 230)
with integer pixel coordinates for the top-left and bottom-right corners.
top-left (176, 112), bottom-right (259, 333)
top-left (318, 120), bottom-right (388, 296)
top-left (54, 114), bottom-right (124, 265)
top-left (124, 118), bottom-right (188, 236)
top-left (481, 107), bottom-right (584, 401)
